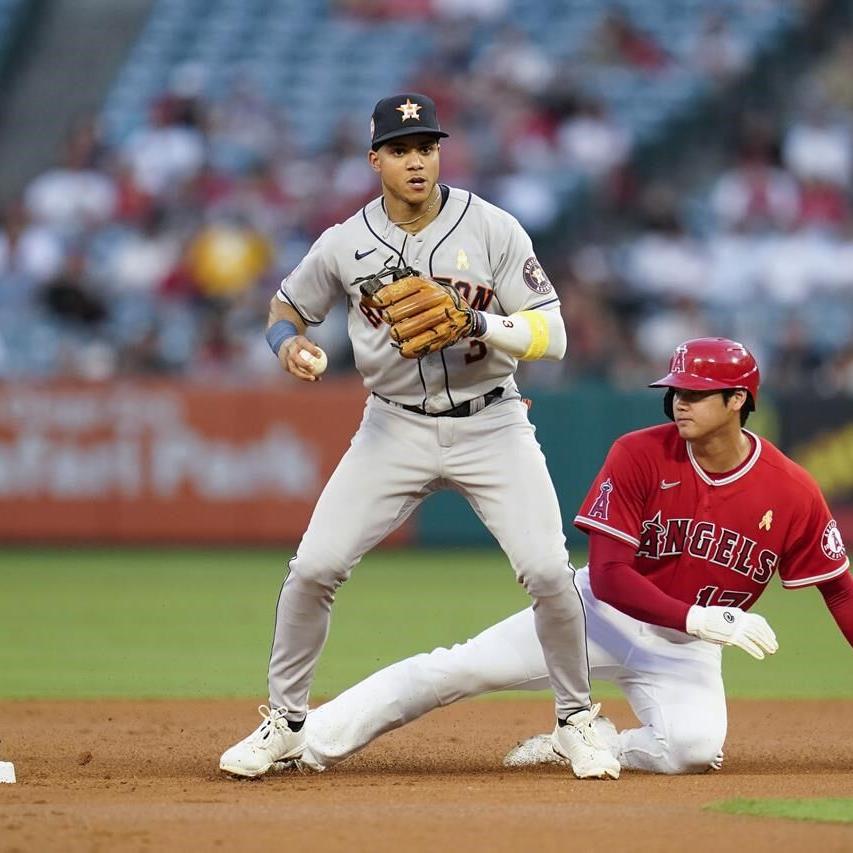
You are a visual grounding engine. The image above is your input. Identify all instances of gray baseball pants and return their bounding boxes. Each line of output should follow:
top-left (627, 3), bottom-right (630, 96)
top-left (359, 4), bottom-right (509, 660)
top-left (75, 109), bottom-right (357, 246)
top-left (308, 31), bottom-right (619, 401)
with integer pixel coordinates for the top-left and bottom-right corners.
top-left (268, 393), bottom-right (591, 719)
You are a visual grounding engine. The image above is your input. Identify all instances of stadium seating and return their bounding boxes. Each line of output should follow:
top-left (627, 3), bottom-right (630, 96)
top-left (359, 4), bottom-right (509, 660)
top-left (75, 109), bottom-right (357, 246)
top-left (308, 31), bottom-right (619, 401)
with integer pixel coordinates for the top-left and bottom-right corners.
top-left (5, 0), bottom-right (850, 392)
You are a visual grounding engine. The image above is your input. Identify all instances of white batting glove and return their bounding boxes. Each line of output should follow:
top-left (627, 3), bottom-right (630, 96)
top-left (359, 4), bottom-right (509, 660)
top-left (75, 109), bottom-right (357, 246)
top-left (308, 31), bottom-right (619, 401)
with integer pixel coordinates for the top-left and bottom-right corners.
top-left (685, 605), bottom-right (779, 660)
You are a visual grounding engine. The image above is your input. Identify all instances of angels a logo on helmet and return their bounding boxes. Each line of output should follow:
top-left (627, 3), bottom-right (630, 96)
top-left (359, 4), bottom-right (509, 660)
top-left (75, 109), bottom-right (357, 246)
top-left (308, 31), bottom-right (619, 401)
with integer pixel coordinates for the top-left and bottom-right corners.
top-left (822, 519), bottom-right (846, 560)
top-left (671, 344), bottom-right (688, 374)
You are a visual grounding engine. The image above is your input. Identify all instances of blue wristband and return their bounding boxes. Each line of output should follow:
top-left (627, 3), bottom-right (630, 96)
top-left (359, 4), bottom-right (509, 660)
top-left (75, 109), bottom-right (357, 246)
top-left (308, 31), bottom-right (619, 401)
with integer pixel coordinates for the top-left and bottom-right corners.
top-left (265, 320), bottom-right (299, 356)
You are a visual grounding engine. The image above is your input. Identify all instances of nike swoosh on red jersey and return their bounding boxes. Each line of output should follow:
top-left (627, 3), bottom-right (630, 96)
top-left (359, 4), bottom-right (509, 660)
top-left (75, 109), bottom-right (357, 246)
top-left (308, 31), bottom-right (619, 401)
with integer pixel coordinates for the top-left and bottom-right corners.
top-left (660, 480), bottom-right (681, 490)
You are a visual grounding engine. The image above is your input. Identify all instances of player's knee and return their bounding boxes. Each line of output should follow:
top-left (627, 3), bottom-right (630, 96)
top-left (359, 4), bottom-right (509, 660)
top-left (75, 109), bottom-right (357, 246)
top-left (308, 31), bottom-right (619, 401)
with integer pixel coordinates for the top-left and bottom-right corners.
top-left (661, 723), bottom-right (726, 774)
top-left (288, 548), bottom-right (353, 592)
top-left (513, 548), bottom-right (572, 598)
top-left (407, 645), bottom-right (497, 706)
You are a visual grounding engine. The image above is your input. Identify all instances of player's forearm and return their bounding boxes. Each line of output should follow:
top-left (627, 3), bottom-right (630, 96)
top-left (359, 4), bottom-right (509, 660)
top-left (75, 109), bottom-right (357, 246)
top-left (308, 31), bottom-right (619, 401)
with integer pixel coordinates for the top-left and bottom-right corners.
top-left (818, 570), bottom-right (853, 647)
top-left (588, 532), bottom-right (691, 631)
top-left (470, 307), bottom-right (566, 361)
top-left (268, 295), bottom-right (307, 336)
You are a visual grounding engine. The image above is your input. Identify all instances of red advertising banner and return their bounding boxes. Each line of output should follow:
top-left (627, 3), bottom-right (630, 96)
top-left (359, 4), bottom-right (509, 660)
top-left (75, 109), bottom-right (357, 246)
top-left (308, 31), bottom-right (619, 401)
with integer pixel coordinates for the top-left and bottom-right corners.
top-left (0, 377), bottom-right (412, 545)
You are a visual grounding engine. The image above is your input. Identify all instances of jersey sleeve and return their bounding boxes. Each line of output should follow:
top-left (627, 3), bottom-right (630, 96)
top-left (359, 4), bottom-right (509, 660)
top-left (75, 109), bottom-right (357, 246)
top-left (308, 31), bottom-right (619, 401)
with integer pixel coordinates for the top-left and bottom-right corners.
top-left (779, 483), bottom-right (849, 589)
top-left (574, 438), bottom-right (650, 548)
top-left (489, 212), bottom-right (560, 315)
top-left (276, 225), bottom-right (342, 324)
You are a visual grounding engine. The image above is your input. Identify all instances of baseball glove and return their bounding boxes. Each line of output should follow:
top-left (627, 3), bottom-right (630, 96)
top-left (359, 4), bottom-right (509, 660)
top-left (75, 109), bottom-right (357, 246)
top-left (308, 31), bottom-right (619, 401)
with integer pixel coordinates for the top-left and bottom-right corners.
top-left (359, 269), bottom-right (476, 359)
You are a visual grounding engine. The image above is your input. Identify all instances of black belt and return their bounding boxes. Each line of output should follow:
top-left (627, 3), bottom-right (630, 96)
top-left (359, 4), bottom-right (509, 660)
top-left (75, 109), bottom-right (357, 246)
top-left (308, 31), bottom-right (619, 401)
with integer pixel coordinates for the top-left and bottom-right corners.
top-left (373, 387), bottom-right (504, 418)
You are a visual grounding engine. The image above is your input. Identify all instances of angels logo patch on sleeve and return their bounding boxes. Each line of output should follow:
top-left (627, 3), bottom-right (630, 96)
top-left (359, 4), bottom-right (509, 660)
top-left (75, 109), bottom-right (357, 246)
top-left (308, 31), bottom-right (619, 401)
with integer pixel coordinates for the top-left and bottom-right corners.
top-left (588, 478), bottom-right (613, 520)
top-left (821, 519), bottom-right (846, 560)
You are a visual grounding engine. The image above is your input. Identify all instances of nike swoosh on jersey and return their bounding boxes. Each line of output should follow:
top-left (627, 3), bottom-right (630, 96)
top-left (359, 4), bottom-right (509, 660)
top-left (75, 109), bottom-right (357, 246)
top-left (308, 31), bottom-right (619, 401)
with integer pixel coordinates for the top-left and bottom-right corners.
top-left (660, 480), bottom-right (681, 490)
top-left (355, 248), bottom-right (377, 260)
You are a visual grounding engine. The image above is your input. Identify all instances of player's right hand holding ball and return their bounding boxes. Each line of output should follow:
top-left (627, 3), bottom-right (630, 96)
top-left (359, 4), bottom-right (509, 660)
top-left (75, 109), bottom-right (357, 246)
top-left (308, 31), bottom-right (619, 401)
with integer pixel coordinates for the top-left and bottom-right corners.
top-left (686, 605), bottom-right (779, 659)
top-left (280, 337), bottom-right (328, 382)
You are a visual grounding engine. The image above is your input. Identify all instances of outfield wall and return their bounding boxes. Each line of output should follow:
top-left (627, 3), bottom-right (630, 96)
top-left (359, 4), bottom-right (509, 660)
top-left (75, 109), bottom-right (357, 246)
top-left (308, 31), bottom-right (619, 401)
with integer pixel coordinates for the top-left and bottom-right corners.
top-left (0, 379), bottom-right (850, 545)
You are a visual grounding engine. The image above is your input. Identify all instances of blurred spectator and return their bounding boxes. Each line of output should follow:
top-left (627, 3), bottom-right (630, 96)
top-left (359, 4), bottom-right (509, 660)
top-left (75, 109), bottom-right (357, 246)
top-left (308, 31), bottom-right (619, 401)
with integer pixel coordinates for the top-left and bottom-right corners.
top-left (39, 252), bottom-right (106, 327)
top-left (585, 7), bottom-right (669, 71)
top-left (710, 119), bottom-right (799, 232)
top-left (193, 311), bottom-right (245, 375)
top-left (0, 198), bottom-right (65, 286)
top-left (208, 76), bottom-right (288, 176)
top-left (634, 297), bottom-right (710, 364)
top-left (822, 344), bottom-right (853, 395)
top-left (98, 207), bottom-right (182, 294)
top-left (796, 178), bottom-right (849, 233)
top-left (688, 12), bottom-right (749, 84)
top-left (430, 24), bottom-right (477, 78)
top-left (622, 185), bottom-right (708, 299)
top-left (816, 33), bottom-right (853, 113)
top-left (557, 98), bottom-right (630, 179)
top-left (120, 98), bottom-right (206, 197)
top-left (560, 248), bottom-right (625, 380)
top-left (771, 316), bottom-right (825, 389)
top-left (782, 95), bottom-right (852, 187)
top-left (24, 127), bottom-right (116, 232)
top-left (474, 25), bottom-right (554, 95)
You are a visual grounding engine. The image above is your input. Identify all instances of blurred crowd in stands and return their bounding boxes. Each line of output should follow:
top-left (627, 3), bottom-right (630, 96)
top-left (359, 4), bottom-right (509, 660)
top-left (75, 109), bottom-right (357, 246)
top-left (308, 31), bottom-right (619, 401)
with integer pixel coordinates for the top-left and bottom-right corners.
top-left (0, 0), bottom-right (849, 395)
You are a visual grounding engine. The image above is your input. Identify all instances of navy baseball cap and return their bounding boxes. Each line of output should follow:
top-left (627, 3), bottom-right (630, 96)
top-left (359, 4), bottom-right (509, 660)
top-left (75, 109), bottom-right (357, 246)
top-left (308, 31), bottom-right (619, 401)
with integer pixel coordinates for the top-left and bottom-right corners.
top-left (370, 93), bottom-right (449, 150)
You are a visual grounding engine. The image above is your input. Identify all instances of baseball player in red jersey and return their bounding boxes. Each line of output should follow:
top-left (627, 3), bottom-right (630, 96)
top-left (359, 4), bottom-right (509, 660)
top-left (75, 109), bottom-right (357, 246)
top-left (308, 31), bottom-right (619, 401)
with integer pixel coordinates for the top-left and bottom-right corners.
top-left (259, 338), bottom-right (851, 775)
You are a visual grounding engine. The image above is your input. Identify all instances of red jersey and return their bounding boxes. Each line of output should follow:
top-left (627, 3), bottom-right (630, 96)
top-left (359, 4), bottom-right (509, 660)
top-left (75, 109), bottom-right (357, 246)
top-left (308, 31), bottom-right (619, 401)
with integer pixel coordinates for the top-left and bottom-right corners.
top-left (574, 424), bottom-right (849, 610)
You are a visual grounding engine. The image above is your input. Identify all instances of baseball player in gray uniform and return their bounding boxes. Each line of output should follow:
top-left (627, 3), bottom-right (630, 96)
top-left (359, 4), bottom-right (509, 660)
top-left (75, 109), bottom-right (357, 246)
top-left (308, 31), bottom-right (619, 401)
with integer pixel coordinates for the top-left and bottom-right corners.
top-left (219, 93), bottom-right (618, 780)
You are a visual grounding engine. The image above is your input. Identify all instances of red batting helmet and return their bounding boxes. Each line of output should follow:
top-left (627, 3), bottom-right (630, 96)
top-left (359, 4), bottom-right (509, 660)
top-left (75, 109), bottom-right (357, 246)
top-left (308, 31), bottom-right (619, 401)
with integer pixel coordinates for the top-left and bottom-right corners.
top-left (649, 337), bottom-right (760, 420)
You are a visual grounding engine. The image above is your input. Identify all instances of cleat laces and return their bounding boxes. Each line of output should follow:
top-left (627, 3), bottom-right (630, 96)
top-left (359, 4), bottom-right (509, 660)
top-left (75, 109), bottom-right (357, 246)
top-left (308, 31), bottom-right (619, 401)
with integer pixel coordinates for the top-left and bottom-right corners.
top-left (252, 705), bottom-right (291, 743)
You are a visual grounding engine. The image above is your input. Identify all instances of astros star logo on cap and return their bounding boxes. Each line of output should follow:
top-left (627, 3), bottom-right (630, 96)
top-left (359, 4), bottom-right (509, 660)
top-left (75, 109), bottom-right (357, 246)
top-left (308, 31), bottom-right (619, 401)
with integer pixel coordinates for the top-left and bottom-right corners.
top-left (396, 98), bottom-right (422, 122)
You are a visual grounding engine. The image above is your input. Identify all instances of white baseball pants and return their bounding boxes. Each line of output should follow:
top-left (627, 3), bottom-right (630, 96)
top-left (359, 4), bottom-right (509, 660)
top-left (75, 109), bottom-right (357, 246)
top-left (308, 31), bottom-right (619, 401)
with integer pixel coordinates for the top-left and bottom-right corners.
top-left (300, 566), bottom-right (727, 774)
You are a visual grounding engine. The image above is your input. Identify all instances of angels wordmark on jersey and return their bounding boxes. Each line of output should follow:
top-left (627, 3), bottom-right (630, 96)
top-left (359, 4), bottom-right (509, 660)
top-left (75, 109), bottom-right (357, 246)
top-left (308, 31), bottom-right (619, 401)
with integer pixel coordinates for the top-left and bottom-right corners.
top-left (575, 424), bottom-right (850, 607)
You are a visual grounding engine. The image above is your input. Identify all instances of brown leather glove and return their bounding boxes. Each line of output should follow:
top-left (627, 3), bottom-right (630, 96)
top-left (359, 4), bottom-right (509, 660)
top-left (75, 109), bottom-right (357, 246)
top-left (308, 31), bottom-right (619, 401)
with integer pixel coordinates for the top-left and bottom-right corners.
top-left (361, 274), bottom-right (476, 359)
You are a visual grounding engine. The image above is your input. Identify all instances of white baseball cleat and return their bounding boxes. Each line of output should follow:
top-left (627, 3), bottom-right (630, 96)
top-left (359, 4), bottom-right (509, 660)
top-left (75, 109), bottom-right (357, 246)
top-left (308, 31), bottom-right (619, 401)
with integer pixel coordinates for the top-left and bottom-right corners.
top-left (551, 703), bottom-right (621, 780)
top-left (504, 713), bottom-right (620, 769)
top-left (220, 705), bottom-right (307, 778)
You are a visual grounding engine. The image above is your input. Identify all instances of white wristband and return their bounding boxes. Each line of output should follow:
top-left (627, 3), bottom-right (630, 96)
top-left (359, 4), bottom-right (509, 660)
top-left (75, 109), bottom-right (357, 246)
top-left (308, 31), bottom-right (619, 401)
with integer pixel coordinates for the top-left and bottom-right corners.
top-left (476, 311), bottom-right (555, 360)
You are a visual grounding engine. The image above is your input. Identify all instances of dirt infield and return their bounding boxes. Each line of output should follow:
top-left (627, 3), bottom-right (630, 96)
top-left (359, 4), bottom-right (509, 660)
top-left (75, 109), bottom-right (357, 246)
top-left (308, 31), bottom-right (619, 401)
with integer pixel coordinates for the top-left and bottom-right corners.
top-left (1, 698), bottom-right (851, 852)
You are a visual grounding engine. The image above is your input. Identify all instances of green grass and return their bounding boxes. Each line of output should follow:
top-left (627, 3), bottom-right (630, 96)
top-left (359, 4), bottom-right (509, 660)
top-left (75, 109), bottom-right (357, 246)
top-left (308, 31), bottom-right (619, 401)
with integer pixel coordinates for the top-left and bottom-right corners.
top-left (0, 548), bottom-right (850, 700)
top-left (707, 798), bottom-right (853, 824)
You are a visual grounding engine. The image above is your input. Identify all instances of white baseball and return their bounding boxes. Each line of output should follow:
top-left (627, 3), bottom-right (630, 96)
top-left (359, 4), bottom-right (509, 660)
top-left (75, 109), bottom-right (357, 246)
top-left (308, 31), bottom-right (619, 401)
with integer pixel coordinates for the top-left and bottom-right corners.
top-left (299, 347), bottom-right (328, 376)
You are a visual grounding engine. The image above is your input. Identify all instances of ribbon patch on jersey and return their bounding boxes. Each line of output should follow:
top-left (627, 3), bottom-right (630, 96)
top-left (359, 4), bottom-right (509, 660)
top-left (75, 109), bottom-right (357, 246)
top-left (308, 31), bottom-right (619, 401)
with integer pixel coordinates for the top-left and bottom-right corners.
top-left (522, 256), bottom-right (553, 294)
top-left (822, 519), bottom-right (846, 560)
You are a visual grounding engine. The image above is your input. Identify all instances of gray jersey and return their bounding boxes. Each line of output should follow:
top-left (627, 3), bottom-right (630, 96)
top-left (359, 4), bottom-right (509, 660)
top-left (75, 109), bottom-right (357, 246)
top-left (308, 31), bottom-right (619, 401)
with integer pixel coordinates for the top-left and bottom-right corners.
top-left (277, 186), bottom-right (560, 410)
